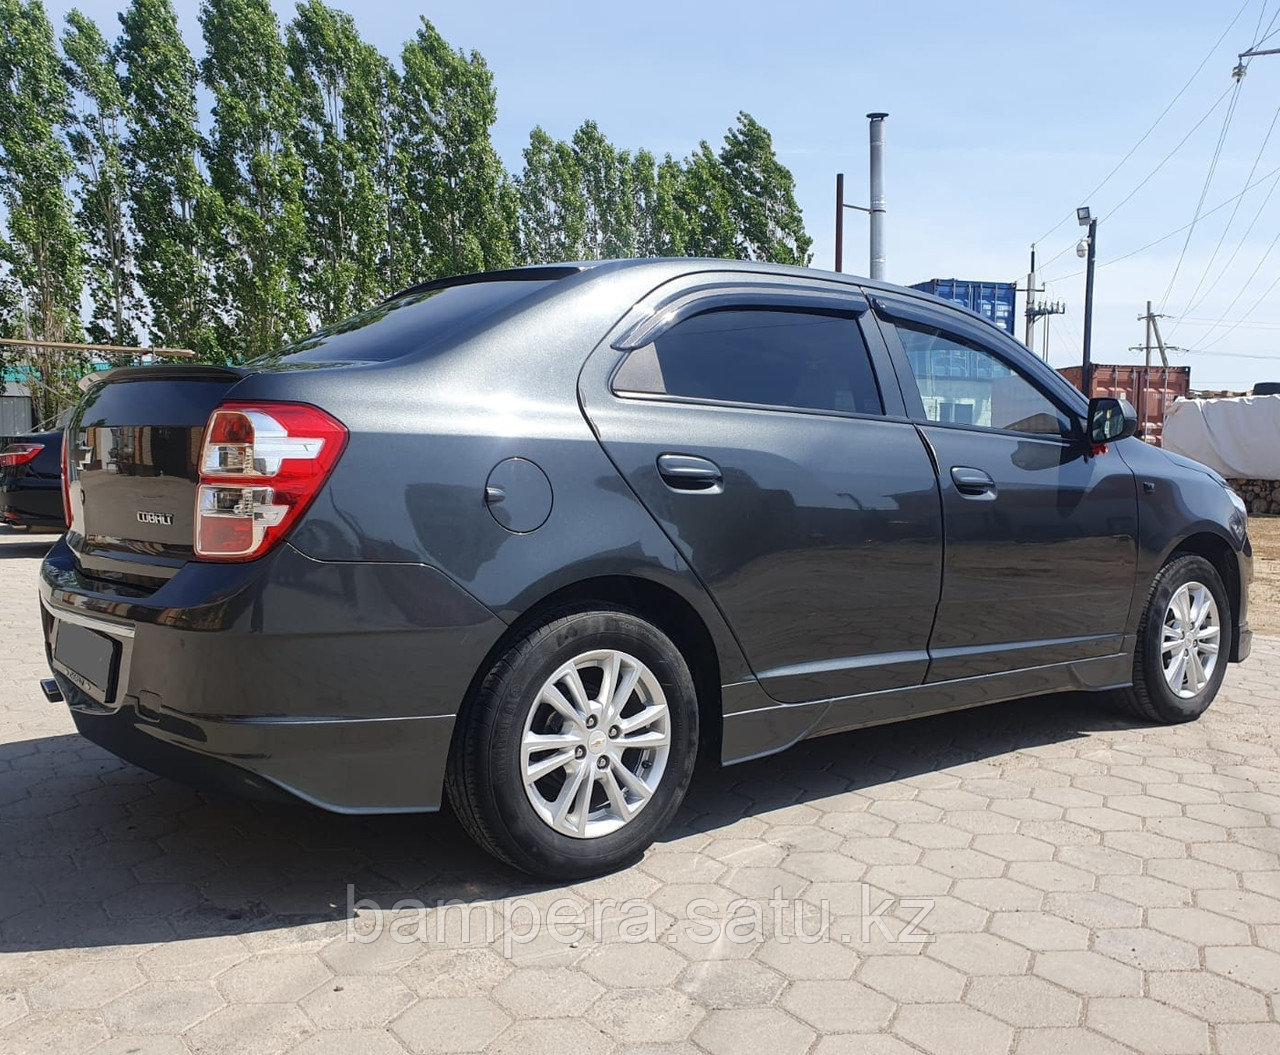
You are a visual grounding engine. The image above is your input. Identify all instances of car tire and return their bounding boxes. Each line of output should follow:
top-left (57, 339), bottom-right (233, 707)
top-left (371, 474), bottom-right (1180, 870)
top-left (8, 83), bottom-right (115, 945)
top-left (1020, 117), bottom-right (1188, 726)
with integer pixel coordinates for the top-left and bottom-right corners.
top-left (446, 605), bottom-right (699, 879)
top-left (1120, 553), bottom-right (1232, 724)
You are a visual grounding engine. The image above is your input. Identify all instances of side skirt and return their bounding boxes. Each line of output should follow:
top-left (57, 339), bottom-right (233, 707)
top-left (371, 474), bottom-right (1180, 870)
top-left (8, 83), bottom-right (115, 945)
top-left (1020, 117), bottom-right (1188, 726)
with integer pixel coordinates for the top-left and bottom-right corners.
top-left (720, 650), bottom-right (1133, 766)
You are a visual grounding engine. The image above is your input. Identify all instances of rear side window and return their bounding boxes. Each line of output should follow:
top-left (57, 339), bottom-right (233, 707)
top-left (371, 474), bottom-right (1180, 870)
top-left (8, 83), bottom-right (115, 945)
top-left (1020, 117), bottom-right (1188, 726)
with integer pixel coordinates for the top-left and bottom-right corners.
top-left (613, 308), bottom-right (883, 416)
top-left (258, 279), bottom-right (558, 365)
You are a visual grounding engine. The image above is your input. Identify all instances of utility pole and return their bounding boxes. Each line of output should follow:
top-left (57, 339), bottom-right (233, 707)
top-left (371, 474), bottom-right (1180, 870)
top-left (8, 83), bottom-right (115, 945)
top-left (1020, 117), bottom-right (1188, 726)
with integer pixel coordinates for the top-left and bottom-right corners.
top-left (835, 173), bottom-right (845, 273)
top-left (1078, 208), bottom-right (1098, 396)
top-left (1019, 244), bottom-right (1066, 359)
top-left (834, 113), bottom-right (889, 277)
top-left (1128, 302), bottom-right (1185, 441)
top-left (1024, 245), bottom-right (1038, 349)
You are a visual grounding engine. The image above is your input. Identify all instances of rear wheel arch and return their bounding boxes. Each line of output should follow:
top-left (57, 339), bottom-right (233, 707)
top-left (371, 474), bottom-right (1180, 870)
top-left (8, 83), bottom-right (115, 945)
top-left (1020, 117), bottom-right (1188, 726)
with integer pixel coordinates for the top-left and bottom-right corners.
top-left (455, 575), bottom-right (723, 763)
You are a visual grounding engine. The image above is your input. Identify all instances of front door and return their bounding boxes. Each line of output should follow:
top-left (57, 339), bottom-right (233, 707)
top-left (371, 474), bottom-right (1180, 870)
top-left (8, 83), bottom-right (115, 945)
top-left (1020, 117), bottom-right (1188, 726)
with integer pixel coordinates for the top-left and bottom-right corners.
top-left (581, 284), bottom-right (944, 703)
top-left (874, 295), bottom-right (1139, 682)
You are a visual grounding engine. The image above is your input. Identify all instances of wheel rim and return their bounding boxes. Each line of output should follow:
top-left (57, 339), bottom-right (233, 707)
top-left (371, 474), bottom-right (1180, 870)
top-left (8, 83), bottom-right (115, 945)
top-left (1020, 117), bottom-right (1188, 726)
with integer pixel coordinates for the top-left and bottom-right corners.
top-left (1161, 581), bottom-right (1220, 699)
top-left (520, 649), bottom-right (671, 839)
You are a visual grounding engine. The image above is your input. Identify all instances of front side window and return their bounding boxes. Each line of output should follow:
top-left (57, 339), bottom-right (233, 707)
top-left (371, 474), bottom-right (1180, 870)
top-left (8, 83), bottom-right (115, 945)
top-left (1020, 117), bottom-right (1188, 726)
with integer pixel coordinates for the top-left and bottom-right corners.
top-left (613, 308), bottom-right (883, 416)
top-left (895, 321), bottom-right (1074, 438)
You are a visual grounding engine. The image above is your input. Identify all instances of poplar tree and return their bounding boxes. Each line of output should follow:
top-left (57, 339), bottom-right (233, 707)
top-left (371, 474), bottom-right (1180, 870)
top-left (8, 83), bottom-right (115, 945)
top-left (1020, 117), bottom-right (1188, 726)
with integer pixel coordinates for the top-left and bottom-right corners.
top-left (516, 126), bottom-right (584, 264)
top-left (719, 111), bottom-right (812, 266)
top-left (676, 142), bottom-right (737, 258)
top-left (287, 0), bottom-right (391, 324)
top-left (62, 9), bottom-right (139, 348)
top-left (573, 121), bottom-right (636, 259)
top-left (117, 0), bottom-right (218, 357)
top-left (395, 18), bottom-right (512, 283)
top-left (0, 0), bottom-right (85, 422)
top-left (200, 0), bottom-right (307, 360)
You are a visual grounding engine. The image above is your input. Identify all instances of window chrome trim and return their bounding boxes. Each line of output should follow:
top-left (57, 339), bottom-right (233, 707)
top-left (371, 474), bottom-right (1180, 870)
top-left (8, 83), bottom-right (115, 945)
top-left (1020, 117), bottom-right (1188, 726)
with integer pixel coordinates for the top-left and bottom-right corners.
top-left (611, 283), bottom-right (868, 351)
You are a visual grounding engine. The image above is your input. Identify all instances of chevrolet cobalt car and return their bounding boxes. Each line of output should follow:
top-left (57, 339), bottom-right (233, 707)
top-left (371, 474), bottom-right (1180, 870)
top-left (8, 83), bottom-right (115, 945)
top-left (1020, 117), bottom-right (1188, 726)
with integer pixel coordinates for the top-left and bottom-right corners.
top-left (39, 260), bottom-right (1251, 878)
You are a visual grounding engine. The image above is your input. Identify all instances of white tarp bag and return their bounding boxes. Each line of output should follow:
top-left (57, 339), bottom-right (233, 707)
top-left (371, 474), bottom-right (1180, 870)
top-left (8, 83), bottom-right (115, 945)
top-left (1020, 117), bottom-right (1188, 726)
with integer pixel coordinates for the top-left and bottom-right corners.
top-left (1163, 394), bottom-right (1280, 479)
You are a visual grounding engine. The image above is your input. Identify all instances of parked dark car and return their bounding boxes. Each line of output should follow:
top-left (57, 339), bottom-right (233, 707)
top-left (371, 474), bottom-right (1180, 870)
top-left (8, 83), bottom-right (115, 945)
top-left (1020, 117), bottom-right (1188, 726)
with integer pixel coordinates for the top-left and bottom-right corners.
top-left (39, 260), bottom-right (1252, 878)
top-left (2, 421), bottom-right (67, 532)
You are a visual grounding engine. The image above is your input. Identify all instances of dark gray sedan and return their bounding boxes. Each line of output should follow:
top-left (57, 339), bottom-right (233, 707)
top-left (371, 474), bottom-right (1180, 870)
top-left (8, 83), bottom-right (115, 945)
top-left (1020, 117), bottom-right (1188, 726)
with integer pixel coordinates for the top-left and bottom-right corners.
top-left (39, 259), bottom-right (1252, 878)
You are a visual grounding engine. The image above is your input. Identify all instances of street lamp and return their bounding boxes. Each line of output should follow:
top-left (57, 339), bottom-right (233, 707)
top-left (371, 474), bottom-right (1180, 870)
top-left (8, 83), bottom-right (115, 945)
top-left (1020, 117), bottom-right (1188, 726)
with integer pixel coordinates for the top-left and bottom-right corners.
top-left (1077, 206), bottom-right (1097, 397)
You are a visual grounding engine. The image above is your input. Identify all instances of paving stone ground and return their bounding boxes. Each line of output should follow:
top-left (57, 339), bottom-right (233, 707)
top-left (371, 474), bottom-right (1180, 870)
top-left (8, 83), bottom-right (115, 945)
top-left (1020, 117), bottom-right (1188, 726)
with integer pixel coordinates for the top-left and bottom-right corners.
top-left (3, 524), bottom-right (1280, 1055)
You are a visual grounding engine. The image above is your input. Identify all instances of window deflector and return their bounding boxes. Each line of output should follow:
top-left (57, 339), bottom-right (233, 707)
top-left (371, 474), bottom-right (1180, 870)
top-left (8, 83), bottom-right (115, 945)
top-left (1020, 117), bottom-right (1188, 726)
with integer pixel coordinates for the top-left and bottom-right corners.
top-left (612, 283), bottom-right (869, 352)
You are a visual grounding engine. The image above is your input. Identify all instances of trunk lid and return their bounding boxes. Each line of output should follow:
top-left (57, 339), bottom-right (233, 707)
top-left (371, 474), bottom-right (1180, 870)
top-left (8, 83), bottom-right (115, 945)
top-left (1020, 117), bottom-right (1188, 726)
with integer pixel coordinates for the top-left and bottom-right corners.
top-left (67, 365), bottom-right (248, 586)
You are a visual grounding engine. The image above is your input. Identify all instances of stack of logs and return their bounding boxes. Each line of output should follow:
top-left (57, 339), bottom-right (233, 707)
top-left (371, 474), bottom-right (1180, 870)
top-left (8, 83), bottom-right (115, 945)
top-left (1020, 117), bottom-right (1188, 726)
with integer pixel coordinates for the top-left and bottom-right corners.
top-left (1228, 478), bottom-right (1280, 515)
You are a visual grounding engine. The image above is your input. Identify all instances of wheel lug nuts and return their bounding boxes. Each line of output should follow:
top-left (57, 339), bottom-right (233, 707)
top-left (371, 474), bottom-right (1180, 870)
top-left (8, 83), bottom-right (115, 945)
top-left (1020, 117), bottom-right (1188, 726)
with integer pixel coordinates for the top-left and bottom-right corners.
top-left (608, 726), bottom-right (620, 739)
top-left (585, 716), bottom-right (597, 729)
top-left (574, 746), bottom-right (586, 759)
top-left (596, 756), bottom-right (609, 769)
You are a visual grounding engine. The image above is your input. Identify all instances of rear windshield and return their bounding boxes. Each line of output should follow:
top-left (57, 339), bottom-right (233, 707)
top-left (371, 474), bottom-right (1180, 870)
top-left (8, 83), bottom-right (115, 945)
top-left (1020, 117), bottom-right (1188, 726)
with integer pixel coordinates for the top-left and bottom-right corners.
top-left (255, 278), bottom-right (558, 365)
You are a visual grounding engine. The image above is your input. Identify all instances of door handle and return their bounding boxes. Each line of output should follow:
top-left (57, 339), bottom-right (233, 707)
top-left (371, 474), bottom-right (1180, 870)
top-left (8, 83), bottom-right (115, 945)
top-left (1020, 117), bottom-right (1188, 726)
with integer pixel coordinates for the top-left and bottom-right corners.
top-left (950, 466), bottom-right (997, 500)
top-left (657, 453), bottom-right (723, 493)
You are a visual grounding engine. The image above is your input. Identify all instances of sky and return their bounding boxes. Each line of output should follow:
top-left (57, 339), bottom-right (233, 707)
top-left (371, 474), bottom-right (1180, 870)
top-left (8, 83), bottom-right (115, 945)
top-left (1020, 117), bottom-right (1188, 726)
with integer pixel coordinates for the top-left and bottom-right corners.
top-left (45, 0), bottom-right (1280, 391)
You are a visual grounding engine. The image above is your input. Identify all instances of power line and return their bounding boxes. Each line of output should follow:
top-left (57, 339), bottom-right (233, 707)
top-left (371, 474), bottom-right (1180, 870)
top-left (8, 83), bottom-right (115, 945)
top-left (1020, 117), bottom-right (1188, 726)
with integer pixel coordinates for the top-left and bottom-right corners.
top-left (1041, 159), bottom-right (1280, 283)
top-left (1178, 317), bottom-right (1280, 328)
top-left (1032, 0), bottom-right (1253, 246)
top-left (1159, 77), bottom-right (1245, 310)
top-left (1036, 85), bottom-right (1236, 274)
top-left (1188, 252), bottom-right (1280, 350)
top-left (1174, 99), bottom-right (1280, 326)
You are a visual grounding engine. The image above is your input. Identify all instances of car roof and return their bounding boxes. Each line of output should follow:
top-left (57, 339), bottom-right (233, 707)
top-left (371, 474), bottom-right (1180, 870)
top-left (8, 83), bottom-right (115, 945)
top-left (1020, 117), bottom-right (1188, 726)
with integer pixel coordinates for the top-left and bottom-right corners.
top-left (390, 257), bottom-right (1000, 335)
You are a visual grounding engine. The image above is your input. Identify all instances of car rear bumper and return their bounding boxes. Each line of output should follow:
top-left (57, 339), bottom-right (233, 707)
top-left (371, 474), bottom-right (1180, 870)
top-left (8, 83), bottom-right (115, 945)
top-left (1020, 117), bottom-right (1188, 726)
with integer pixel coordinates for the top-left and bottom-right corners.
top-left (40, 536), bottom-right (507, 811)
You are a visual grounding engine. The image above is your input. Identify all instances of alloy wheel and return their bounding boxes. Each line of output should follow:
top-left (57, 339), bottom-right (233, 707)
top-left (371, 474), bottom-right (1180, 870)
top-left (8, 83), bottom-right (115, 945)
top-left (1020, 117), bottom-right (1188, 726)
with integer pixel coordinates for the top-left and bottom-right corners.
top-left (1161, 581), bottom-right (1220, 699)
top-left (520, 649), bottom-right (671, 838)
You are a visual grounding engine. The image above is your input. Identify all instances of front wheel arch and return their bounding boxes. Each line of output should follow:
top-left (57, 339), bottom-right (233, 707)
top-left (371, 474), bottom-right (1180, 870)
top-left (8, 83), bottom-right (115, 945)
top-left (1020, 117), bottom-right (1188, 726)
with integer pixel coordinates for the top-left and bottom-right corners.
top-left (1164, 530), bottom-right (1242, 654)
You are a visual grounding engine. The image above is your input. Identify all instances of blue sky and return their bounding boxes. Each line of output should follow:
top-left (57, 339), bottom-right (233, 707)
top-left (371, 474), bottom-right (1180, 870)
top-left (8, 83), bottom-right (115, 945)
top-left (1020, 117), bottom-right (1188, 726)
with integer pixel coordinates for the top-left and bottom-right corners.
top-left (48, 0), bottom-right (1280, 389)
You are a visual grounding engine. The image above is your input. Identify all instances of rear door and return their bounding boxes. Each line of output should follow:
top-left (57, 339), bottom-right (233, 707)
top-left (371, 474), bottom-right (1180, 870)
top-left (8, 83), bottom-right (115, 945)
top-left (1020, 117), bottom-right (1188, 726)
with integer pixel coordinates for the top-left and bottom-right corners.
top-left (581, 277), bottom-right (943, 704)
top-left (870, 293), bottom-right (1138, 681)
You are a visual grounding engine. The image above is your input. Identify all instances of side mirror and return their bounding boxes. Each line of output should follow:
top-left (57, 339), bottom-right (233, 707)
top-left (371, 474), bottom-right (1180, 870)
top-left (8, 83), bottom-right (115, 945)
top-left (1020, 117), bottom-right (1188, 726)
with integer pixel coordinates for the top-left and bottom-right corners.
top-left (1087, 396), bottom-right (1138, 445)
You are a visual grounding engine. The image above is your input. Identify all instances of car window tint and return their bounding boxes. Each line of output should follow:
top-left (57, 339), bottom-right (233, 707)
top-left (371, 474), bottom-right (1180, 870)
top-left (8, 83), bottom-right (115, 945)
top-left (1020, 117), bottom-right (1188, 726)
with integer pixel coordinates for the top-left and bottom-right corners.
top-left (613, 308), bottom-right (883, 415)
top-left (254, 279), bottom-right (558, 365)
top-left (895, 321), bottom-right (1073, 437)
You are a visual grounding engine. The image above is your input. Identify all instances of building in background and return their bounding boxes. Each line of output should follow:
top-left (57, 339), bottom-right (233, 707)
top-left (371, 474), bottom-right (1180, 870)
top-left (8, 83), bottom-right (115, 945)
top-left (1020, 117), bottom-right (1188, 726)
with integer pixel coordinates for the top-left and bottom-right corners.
top-left (0, 376), bottom-right (34, 437)
top-left (910, 279), bottom-right (1018, 335)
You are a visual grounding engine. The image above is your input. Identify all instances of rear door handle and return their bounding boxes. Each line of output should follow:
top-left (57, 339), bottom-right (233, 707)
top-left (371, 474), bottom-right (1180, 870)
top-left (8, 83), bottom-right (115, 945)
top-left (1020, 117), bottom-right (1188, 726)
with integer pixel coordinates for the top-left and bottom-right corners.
top-left (950, 466), bottom-right (997, 500)
top-left (657, 453), bottom-right (723, 493)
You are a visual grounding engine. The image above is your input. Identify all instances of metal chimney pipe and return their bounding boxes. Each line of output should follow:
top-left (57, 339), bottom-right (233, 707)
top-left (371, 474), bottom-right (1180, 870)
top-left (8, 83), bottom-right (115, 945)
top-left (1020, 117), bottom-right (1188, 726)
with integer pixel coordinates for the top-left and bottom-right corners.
top-left (867, 112), bottom-right (888, 280)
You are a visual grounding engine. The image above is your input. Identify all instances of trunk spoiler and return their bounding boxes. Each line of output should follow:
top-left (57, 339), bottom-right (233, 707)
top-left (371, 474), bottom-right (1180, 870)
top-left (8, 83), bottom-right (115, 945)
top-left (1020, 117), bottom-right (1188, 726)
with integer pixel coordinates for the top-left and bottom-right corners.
top-left (79, 363), bottom-right (250, 393)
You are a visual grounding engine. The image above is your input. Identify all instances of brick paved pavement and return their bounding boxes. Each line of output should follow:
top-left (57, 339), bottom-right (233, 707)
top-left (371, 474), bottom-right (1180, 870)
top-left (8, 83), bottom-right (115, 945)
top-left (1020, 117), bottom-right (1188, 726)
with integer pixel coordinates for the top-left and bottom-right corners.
top-left (3, 525), bottom-right (1280, 1054)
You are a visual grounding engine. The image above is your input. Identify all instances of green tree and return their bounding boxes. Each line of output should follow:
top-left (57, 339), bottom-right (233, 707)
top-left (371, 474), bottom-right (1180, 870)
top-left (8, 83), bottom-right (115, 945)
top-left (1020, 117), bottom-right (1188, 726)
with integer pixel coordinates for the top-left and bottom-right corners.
top-left (200, 0), bottom-right (307, 360)
top-left (117, 0), bottom-right (219, 357)
top-left (675, 142), bottom-right (737, 258)
top-left (515, 126), bottom-right (584, 264)
top-left (394, 18), bottom-right (512, 283)
top-left (719, 111), bottom-right (811, 265)
top-left (62, 8), bottom-right (139, 349)
top-left (572, 120), bottom-right (635, 259)
top-left (0, 0), bottom-right (85, 422)
top-left (287, 0), bottom-right (392, 324)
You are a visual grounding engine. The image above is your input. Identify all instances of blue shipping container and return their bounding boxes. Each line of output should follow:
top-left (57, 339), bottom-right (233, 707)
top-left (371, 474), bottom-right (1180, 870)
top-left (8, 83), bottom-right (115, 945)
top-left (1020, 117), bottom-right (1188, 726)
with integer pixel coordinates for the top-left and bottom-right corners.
top-left (909, 279), bottom-right (1018, 335)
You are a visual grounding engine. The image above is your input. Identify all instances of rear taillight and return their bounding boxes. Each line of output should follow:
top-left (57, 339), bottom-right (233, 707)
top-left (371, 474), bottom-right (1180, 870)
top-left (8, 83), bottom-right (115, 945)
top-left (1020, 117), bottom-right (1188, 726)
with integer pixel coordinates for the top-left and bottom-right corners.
top-left (0, 443), bottom-right (43, 469)
top-left (194, 401), bottom-right (347, 561)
